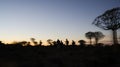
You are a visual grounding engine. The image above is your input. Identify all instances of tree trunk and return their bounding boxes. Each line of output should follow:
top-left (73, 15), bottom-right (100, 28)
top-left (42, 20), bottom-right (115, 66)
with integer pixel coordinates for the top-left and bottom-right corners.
top-left (90, 38), bottom-right (92, 45)
top-left (113, 30), bottom-right (118, 45)
top-left (95, 38), bottom-right (98, 45)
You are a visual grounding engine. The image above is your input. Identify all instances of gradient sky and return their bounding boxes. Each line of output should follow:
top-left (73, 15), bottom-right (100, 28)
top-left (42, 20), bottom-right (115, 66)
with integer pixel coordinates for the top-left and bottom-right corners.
top-left (0, 0), bottom-right (120, 44)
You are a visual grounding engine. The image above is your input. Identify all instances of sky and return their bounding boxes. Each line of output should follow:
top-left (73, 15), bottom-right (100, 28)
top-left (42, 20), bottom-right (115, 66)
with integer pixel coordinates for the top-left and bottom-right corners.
top-left (0, 0), bottom-right (120, 45)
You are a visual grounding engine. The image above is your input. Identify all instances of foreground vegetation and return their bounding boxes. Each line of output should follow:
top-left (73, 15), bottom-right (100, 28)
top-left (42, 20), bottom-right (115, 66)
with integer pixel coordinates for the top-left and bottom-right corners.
top-left (0, 43), bottom-right (120, 67)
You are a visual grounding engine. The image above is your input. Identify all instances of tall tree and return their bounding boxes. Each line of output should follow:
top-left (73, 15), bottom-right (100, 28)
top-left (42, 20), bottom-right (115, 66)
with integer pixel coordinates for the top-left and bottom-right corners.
top-left (94, 31), bottom-right (104, 45)
top-left (85, 31), bottom-right (94, 45)
top-left (93, 7), bottom-right (120, 44)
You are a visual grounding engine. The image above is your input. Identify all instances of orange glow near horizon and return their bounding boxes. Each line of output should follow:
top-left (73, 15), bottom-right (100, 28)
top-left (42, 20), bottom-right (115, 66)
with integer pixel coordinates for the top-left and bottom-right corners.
top-left (1, 36), bottom-right (116, 46)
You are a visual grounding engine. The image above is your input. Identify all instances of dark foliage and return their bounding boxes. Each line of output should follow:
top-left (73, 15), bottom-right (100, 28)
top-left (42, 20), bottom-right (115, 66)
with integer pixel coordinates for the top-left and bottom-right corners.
top-left (93, 7), bottom-right (120, 44)
top-left (85, 31), bottom-right (94, 45)
top-left (0, 43), bottom-right (120, 67)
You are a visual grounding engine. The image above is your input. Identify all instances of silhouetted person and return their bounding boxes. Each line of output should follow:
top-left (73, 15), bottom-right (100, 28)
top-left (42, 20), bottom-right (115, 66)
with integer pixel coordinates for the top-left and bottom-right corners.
top-left (56, 39), bottom-right (61, 48)
top-left (54, 39), bottom-right (64, 48)
top-left (60, 40), bottom-right (64, 46)
top-left (72, 40), bottom-right (76, 46)
top-left (57, 39), bottom-right (61, 45)
top-left (65, 39), bottom-right (69, 46)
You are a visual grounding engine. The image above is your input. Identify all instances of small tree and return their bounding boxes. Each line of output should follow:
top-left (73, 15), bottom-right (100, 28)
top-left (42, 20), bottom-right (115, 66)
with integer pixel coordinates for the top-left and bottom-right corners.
top-left (93, 7), bottom-right (120, 45)
top-left (30, 38), bottom-right (38, 45)
top-left (20, 41), bottom-right (27, 46)
top-left (47, 39), bottom-right (53, 46)
top-left (94, 31), bottom-right (104, 45)
top-left (78, 40), bottom-right (86, 46)
top-left (85, 31), bottom-right (94, 45)
top-left (0, 41), bottom-right (5, 46)
top-left (39, 40), bottom-right (42, 46)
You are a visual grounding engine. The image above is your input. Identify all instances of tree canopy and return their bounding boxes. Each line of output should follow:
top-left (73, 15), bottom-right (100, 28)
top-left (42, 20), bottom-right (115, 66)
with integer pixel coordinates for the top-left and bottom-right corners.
top-left (93, 7), bottom-right (120, 44)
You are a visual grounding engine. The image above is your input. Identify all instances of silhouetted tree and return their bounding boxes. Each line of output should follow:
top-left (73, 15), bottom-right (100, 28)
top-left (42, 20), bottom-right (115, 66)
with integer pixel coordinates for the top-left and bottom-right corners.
top-left (26, 42), bottom-right (31, 46)
top-left (0, 41), bottom-right (4, 46)
top-left (11, 41), bottom-right (23, 46)
top-left (39, 40), bottom-right (42, 46)
top-left (94, 31), bottom-right (105, 45)
top-left (72, 40), bottom-right (76, 46)
top-left (30, 38), bottom-right (38, 45)
top-left (78, 40), bottom-right (86, 46)
top-left (30, 38), bottom-right (35, 42)
top-left (65, 39), bottom-right (69, 46)
top-left (85, 31), bottom-right (94, 45)
top-left (52, 41), bottom-right (57, 45)
top-left (93, 7), bottom-right (120, 44)
top-left (20, 41), bottom-right (27, 46)
top-left (47, 39), bottom-right (53, 46)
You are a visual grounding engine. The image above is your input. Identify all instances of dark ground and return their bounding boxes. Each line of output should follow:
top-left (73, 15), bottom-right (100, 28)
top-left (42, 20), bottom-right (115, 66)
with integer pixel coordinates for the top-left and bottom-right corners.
top-left (0, 44), bottom-right (120, 67)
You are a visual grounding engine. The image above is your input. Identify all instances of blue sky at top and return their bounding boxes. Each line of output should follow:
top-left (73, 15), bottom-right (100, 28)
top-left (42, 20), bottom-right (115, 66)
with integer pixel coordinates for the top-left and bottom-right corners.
top-left (0, 0), bottom-right (120, 44)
